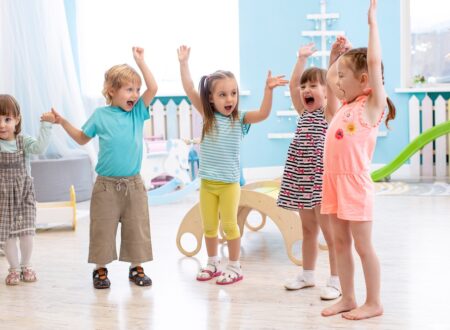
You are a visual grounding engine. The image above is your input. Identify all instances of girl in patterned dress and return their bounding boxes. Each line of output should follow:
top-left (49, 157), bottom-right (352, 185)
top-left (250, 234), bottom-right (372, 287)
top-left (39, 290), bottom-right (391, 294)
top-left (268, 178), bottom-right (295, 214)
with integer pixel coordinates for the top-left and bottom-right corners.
top-left (278, 39), bottom-right (351, 300)
top-left (320, 0), bottom-right (396, 320)
top-left (0, 94), bottom-right (55, 285)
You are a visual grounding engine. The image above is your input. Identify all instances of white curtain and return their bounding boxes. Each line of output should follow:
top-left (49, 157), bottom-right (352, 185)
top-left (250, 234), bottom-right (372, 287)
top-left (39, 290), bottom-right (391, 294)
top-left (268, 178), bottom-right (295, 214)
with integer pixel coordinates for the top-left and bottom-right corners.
top-left (75, 0), bottom-right (240, 97)
top-left (0, 0), bottom-right (96, 162)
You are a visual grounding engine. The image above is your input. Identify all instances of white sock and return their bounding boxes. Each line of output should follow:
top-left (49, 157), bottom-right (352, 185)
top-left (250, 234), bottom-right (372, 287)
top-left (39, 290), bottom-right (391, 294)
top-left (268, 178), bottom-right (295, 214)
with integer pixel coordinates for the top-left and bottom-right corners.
top-left (207, 256), bottom-right (220, 265)
top-left (228, 260), bottom-right (241, 269)
top-left (5, 238), bottom-right (19, 269)
top-left (329, 275), bottom-right (340, 287)
top-left (302, 270), bottom-right (315, 283)
top-left (19, 235), bottom-right (33, 267)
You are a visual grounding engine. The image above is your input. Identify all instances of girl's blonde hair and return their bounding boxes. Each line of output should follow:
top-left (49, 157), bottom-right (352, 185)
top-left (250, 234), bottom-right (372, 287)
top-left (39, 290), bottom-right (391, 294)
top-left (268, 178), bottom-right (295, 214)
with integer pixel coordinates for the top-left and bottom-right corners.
top-left (102, 64), bottom-right (142, 105)
top-left (198, 70), bottom-right (239, 140)
top-left (341, 48), bottom-right (396, 128)
top-left (0, 94), bottom-right (22, 134)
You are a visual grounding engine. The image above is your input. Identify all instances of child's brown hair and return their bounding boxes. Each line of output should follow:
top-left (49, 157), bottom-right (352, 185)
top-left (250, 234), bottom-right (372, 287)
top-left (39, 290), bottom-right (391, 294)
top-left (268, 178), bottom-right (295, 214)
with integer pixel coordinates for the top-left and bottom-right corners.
top-left (341, 47), bottom-right (396, 128)
top-left (198, 70), bottom-right (239, 140)
top-left (300, 67), bottom-right (327, 86)
top-left (0, 94), bottom-right (22, 134)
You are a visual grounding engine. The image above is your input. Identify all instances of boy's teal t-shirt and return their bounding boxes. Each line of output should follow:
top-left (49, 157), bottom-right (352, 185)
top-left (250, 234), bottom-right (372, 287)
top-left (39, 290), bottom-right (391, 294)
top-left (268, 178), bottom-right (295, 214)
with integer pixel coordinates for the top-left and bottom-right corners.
top-left (82, 98), bottom-right (150, 177)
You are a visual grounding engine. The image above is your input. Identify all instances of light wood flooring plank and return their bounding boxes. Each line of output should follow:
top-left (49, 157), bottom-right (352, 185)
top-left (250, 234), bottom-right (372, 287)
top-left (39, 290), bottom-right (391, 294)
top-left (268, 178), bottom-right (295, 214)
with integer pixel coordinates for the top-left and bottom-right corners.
top-left (1, 192), bottom-right (450, 329)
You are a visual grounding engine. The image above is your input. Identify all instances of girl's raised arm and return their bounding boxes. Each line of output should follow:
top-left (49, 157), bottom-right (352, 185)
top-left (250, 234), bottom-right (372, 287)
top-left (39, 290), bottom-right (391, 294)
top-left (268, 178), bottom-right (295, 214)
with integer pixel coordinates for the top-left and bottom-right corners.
top-left (290, 43), bottom-right (316, 115)
top-left (366, 0), bottom-right (387, 121)
top-left (325, 36), bottom-right (352, 121)
top-left (177, 46), bottom-right (204, 116)
top-left (244, 71), bottom-right (288, 124)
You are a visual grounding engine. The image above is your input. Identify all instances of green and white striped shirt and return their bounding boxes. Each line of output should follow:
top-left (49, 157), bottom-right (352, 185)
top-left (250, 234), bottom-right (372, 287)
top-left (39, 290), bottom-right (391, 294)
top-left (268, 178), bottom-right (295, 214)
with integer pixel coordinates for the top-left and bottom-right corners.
top-left (199, 111), bottom-right (250, 183)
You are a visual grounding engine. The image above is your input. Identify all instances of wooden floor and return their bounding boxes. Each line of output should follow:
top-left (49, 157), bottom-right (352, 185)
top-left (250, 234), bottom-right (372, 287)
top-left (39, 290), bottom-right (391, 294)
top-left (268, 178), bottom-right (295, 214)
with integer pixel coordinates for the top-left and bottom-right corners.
top-left (1, 186), bottom-right (450, 329)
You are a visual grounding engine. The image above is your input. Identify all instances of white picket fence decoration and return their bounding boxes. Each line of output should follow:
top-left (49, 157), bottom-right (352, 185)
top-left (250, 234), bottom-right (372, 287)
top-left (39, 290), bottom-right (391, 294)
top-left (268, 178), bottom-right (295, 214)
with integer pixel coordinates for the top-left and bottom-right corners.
top-left (409, 95), bottom-right (450, 178)
top-left (144, 99), bottom-right (202, 141)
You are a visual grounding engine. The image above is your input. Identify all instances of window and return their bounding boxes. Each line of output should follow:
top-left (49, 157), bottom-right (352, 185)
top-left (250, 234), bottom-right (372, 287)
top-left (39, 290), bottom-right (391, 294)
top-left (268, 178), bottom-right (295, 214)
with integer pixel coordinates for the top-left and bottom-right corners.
top-left (404, 0), bottom-right (450, 86)
top-left (75, 0), bottom-right (240, 97)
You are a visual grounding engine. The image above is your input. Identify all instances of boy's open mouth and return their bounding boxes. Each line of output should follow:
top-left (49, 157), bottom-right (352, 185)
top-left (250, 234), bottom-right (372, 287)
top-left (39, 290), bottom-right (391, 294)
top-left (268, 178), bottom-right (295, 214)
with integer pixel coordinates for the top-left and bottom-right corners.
top-left (127, 101), bottom-right (135, 107)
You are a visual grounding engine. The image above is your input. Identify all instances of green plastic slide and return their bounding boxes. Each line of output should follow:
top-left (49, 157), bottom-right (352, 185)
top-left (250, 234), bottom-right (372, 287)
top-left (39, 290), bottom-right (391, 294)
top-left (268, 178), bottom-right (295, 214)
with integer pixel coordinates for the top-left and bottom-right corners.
top-left (371, 120), bottom-right (450, 182)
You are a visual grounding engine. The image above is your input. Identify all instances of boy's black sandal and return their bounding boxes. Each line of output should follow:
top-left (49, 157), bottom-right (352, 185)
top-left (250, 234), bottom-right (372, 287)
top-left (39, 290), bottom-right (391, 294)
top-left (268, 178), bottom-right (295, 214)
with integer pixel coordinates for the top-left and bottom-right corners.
top-left (129, 266), bottom-right (152, 287)
top-left (93, 267), bottom-right (111, 289)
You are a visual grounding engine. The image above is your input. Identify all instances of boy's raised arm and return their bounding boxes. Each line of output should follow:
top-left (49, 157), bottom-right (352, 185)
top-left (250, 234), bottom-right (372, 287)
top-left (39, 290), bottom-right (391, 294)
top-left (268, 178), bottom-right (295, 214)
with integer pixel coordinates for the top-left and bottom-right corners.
top-left (133, 47), bottom-right (158, 108)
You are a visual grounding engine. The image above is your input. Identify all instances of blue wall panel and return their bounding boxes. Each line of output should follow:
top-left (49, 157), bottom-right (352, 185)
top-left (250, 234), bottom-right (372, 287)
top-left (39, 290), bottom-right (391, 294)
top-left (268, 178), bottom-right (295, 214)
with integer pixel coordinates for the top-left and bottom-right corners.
top-left (239, 0), bottom-right (408, 168)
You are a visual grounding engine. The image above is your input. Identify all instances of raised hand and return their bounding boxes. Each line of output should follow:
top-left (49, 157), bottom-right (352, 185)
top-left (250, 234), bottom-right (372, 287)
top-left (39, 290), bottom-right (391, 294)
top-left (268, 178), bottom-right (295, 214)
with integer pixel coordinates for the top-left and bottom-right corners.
top-left (332, 36), bottom-right (351, 55)
top-left (177, 45), bottom-right (191, 63)
top-left (368, 0), bottom-right (377, 25)
top-left (298, 42), bottom-right (316, 59)
top-left (342, 38), bottom-right (352, 53)
top-left (132, 46), bottom-right (145, 63)
top-left (266, 70), bottom-right (289, 90)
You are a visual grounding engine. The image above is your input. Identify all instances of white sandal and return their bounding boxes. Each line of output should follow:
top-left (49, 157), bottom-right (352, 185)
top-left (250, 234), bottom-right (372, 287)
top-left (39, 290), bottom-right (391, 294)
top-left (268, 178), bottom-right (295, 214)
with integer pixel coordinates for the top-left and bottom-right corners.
top-left (5, 268), bottom-right (20, 286)
top-left (216, 265), bottom-right (243, 285)
top-left (21, 266), bottom-right (37, 282)
top-left (196, 263), bottom-right (221, 281)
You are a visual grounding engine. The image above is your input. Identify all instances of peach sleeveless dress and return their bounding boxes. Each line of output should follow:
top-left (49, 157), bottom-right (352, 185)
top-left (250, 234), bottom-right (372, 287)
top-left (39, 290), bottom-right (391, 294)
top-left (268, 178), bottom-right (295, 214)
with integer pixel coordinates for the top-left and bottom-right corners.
top-left (321, 93), bottom-right (383, 221)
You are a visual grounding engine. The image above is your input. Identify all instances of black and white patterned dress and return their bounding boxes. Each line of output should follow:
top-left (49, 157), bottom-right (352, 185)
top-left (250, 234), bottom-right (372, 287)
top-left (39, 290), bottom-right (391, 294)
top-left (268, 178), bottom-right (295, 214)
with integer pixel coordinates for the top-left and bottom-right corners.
top-left (277, 108), bottom-right (328, 210)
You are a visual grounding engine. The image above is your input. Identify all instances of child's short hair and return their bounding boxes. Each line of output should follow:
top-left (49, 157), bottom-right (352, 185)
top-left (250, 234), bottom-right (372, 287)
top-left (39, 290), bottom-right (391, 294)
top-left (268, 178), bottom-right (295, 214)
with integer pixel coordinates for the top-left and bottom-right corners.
top-left (300, 67), bottom-right (327, 86)
top-left (102, 64), bottom-right (142, 104)
top-left (0, 94), bottom-right (22, 134)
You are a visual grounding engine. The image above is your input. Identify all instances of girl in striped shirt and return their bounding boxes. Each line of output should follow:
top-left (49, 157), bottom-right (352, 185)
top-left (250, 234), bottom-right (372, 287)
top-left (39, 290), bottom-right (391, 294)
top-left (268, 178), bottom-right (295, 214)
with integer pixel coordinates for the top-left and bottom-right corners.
top-left (178, 45), bottom-right (287, 284)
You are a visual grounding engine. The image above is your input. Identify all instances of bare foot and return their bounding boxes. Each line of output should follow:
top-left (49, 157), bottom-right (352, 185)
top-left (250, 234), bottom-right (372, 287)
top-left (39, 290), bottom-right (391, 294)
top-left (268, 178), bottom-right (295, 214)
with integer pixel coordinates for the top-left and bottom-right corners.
top-left (321, 299), bottom-right (357, 317)
top-left (342, 303), bottom-right (383, 320)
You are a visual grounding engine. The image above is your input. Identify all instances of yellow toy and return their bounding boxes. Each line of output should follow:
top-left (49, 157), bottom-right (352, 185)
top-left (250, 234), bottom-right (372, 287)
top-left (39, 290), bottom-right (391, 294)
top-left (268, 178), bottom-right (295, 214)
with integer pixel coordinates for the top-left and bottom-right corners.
top-left (177, 180), bottom-right (306, 265)
top-left (36, 185), bottom-right (77, 230)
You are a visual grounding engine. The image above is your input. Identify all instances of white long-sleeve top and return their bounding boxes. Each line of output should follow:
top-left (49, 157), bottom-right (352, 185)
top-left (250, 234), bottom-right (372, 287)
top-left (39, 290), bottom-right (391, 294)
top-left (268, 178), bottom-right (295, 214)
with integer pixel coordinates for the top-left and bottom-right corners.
top-left (0, 122), bottom-right (53, 175)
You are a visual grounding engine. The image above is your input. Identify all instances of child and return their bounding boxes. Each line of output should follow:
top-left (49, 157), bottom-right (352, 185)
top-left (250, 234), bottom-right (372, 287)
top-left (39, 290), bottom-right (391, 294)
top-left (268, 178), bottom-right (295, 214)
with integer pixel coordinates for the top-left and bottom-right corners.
top-left (177, 45), bottom-right (288, 285)
top-left (0, 94), bottom-right (55, 285)
top-left (52, 47), bottom-right (157, 289)
top-left (277, 39), bottom-right (350, 300)
top-left (320, 0), bottom-right (395, 319)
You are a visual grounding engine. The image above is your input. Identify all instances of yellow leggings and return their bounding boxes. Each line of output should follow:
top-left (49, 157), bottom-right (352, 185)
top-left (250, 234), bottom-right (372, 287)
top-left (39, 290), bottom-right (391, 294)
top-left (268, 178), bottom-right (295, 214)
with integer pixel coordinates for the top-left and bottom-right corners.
top-left (200, 179), bottom-right (241, 240)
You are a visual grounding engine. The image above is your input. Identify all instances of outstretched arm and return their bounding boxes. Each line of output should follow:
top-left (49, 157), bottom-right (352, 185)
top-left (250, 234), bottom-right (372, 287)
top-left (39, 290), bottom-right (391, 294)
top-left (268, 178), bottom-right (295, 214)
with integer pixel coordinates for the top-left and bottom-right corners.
top-left (290, 43), bottom-right (316, 115)
top-left (24, 111), bottom-right (56, 154)
top-left (177, 45), bottom-right (203, 116)
top-left (51, 108), bottom-right (91, 145)
top-left (132, 47), bottom-right (158, 108)
top-left (366, 0), bottom-right (387, 122)
top-left (244, 71), bottom-right (288, 124)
